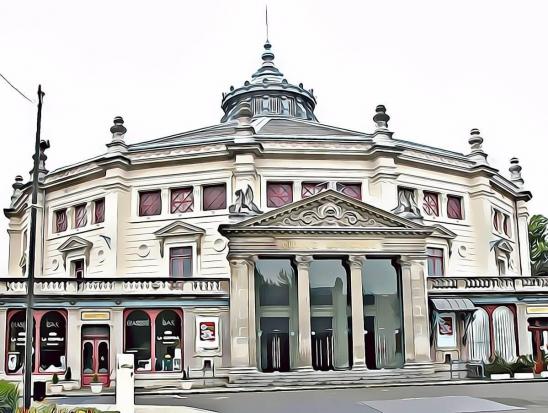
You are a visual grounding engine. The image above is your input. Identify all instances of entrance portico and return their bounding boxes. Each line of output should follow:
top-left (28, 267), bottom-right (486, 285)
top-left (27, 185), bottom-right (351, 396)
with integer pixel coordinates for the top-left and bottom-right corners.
top-left (220, 190), bottom-right (448, 378)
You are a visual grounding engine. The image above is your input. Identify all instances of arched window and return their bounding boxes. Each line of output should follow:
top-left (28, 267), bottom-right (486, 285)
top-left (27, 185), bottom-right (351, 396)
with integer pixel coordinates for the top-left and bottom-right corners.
top-left (468, 308), bottom-right (491, 362)
top-left (492, 306), bottom-right (517, 362)
top-left (125, 310), bottom-right (151, 371)
top-left (39, 311), bottom-right (66, 372)
top-left (6, 311), bottom-right (28, 373)
top-left (154, 310), bottom-right (182, 372)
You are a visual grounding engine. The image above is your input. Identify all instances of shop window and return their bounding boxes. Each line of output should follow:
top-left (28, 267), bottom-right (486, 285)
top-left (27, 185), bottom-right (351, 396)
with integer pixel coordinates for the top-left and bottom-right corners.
top-left (492, 306), bottom-right (517, 362)
top-left (427, 247), bottom-right (444, 276)
top-left (336, 182), bottom-right (362, 200)
top-left (447, 195), bottom-right (463, 220)
top-left (74, 204), bottom-right (87, 229)
top-left (468, 308), bottom-right (491, 362)
top-left (55, 209), bottom-right (68, 233)
top-left (124, 309), bottom-right (182, 373)
top-left (71, 259), bottom-right (85, 279)
top-left (94, 198), bottom-right (105, 224)
top-left (423, 191), bottom-right (439, 217)
top-left (301, 182), bottom-right (328, 199)
top-left (139, 190), bottom-right (162, 216)
top-left (169, 247), bottom-right (193, 278)
top-left (39, 311), bottom-right (66, 373)
top-left (203, 184), bottom-right (227, 211)
top-left (171, 187), bottom-right (194, 213)
top-left (6, 311), bottom-right (31, 374)
top-left (267, 182), bottom-right (293, 207)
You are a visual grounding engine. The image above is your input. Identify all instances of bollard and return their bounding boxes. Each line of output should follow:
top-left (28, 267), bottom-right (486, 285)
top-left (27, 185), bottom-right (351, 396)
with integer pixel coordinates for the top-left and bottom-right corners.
top-left (116, 353), bottom-right (135, 413)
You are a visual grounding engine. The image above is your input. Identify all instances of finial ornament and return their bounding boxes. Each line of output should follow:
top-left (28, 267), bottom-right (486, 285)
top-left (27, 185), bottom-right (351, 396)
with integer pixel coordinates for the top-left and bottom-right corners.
top-left (467, 128), bottom-right (488, 165)
top-left (10, 175), bottom-right (24, 206)
top-left (107, 116), bottom-right (128, 153)
top-left (372, 105), bottom-right (394, 146)
top-left (265, 5), bottom-right (269, 43)
top-left (509, 157), bottom-right (524, 187)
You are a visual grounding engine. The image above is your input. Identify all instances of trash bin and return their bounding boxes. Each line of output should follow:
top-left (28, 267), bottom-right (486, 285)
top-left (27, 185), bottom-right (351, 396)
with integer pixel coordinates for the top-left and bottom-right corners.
top-left (33, 381), bottom-right (46, 402)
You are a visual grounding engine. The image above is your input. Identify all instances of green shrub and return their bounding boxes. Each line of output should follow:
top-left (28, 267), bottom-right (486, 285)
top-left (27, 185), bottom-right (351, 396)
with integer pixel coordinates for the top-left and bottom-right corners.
top-left (0, 379), bottom-right (20, 412)
top-left (52, 373), bottom-right (60, 385)
top-left (91, 374), bottom-right (99, 383)
top-left (485, 354), bottom-right (512, 375)
top-left (510, 355), bottom-right (535, 374)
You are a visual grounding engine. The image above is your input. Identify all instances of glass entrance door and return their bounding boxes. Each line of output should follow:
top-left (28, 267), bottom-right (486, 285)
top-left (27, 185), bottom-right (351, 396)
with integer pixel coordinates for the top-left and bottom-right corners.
top-left (82, 326), bottom-right (110, 386)
top-left (260, 317), bottom-right (290, 372)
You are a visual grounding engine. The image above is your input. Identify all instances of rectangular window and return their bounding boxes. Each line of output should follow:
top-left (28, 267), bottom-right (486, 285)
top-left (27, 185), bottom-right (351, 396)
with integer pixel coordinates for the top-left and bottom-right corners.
top-left (267, 182), bottom-right (293, 207)
top-left (139, 190), bottom-right (162, 216)
top-left (72, 259), bottom-right (85, 279)
top-left (74, 204), bottom-right (87, 228)
top-left (169, 247), bottom-right (193, 278)
top-left (171, 187), bottom-right (194, 213)
top-left (503, 214), bottom-right (511, 237)
top-left (497, 259), bottom-right (506, 276)
top-left (337, 182), bottom-right (362, 200)
top-left (94, 198), bottom-right (105, 224)
top-left (55, 209), bottom-right (68, 233)
top-left (447, 195), bottom-right (463, 220)
top-left (301, 182), bottom-right (328, 199)
top-left (427, 247), bottom-right (444, 276)
top-left (202, 184), bottom-right (226, 211)
top-left (493, 210), bottom-right (501, 232)
top-left (423, 191), bottom-right (439, 217)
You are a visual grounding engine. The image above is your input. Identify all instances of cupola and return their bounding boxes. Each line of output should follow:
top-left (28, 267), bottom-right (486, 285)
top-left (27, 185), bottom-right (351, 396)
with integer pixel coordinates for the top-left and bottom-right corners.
top-left (221, 41), bottom-right (317, 123)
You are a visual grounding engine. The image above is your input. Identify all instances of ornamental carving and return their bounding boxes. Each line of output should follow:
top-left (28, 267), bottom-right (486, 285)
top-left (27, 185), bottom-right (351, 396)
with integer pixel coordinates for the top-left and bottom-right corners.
top-left (272, 201), bottom-right (390, 227)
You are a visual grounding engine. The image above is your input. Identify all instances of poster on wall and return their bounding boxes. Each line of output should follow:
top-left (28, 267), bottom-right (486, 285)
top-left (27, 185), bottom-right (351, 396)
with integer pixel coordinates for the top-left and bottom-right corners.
top-left (196, 316), bottom-right (220, 351)
top-left (436, 312), bottom-right (457, 348)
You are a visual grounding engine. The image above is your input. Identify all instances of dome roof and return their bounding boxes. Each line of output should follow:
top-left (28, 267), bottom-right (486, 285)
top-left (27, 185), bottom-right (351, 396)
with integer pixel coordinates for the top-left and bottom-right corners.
top-left (221, 41), bottom-right (317, 123)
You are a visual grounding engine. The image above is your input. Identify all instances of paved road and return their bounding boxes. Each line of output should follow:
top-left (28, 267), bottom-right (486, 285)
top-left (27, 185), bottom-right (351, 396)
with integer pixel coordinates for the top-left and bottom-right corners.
top-left (134, 382), bottom-right (548, 413)
top-left (54, 382), bottom-right (548, 413)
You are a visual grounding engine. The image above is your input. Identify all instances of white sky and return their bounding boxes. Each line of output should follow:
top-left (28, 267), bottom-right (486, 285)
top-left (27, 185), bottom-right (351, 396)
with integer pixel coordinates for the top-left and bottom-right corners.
top-left (1, 0), bottom-right (547, 273)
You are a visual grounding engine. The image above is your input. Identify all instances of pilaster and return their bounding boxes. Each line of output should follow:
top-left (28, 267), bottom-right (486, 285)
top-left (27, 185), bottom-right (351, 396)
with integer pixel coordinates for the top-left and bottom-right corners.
top-left (66, 310), bottom-right (81, 385)
top-left (294, 255), bottom-right (313, 370)
top-left (348, 255), bottom-right (367, 369)
top-left (516, 200), bottom-right (531, 276)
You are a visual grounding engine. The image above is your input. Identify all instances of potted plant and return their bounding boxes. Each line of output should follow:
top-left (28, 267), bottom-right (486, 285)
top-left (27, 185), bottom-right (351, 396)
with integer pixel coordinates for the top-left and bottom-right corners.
top-left (62, 366), bottom-right (78, 391)
top-left (511, 355), bottom-right (536, 379)
top-left (180, 369), bottom-right (193, 390)
top-left (485, 354), bottom-right (512, 380)
top-left (541, 352), bottom-right (548, 378)
top-left (49, 373), bottom-right (63, 394)
top-left (90, 373), bottom-right (103, 394)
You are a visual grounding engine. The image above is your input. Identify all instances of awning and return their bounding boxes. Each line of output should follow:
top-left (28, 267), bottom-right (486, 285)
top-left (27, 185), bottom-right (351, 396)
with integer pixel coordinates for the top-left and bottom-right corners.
top-left (430, 297), bottom-right (477, 312)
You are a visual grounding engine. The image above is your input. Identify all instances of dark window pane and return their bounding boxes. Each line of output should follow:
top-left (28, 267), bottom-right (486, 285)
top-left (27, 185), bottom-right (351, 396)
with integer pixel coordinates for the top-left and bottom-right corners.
top-left (139, 191), bottom-right (162, 216)
top-left (125, 310), bottom-right (151, 371)
top-left (423, 192), bottom-right (439, 216)
top-left (503, 215), bottom-right (510, 236)
top-left (39, 311), bottom-right (66, 372)
top-left (337, 182), bottom-right (362, 200)
top-left (302, 182), bottom-right (328, 198)
top-left (171, 187), bottom-right (193, 213)
top-left (155, 310), bottom-right (182, 372)
top-left (255, 259), bottom-right (295, 306)
top-left (55, 209), bottom-right (68, 232)
top-left (75, 204), bottom-right (87, 228)
top-left (267, 182), bottom-right (293, 207)
top-left (203, 184), bottom-right (226, 211)
top-left (447, 196), bottom-right (463, 219)
top-left (169, 247), bottom-right (192, 277)
top-left (427, 248), bottom-right (444, 276)
top-left (94, 199), bottom-right (105, 223)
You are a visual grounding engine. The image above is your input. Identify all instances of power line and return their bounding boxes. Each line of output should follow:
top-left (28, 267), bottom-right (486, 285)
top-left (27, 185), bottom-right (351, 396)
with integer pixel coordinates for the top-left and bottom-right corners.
top-left (0, 72), bottom-right (34, 103)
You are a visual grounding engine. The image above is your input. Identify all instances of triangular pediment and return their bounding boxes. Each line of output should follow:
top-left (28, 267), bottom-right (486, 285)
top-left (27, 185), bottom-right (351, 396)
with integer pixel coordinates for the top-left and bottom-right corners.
top-left (225, 190), bottom-right (428, 233)
top-left (57, 235), bottom-right (93, 253)
top-left (154, 221), bottom-right (206, 238)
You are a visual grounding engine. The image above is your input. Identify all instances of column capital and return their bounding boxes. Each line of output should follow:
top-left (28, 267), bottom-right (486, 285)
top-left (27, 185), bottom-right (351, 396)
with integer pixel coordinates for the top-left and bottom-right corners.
top-left (228, 255), bottom-right (254, 267)
top-left (347, 255), bottom-right (366, 269)
top-left (294, 255), bottom-right (313, 266)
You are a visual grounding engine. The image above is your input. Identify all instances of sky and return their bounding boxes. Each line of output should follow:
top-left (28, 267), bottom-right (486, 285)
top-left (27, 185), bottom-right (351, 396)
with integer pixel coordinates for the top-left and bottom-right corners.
top-left (0, 0), bottom-right (547, 273)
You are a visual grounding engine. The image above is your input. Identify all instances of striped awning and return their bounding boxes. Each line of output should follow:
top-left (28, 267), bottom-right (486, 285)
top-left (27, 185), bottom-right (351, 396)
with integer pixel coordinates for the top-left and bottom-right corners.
top-left (430, 297), bottom-right (477, 312)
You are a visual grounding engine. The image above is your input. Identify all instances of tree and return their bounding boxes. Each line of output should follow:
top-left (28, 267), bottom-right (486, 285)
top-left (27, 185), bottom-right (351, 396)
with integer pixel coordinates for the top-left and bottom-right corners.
top-left (529, 214), bottom-right (548, 276)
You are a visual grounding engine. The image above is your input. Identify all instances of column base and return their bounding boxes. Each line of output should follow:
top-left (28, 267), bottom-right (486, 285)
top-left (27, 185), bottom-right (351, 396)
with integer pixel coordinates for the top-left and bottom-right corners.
top-left (351, 363), bottom-right (368, 371)
top-left (292, 366), bottom-right (315, 372)
top-left (228, 366), bottom-right (259, 375)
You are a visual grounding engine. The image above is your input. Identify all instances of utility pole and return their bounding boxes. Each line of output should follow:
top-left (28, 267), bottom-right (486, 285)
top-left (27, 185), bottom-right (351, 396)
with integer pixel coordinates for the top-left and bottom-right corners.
top-left (23, 85), bottom-right (45, 410)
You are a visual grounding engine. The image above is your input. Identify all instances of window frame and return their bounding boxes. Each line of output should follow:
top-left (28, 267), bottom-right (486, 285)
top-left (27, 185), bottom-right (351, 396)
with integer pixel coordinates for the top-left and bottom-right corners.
top-left (169, 246), bottom-right (193, 278)
top-left (54, 209), bottom-right (68, 233)
top-left (74, 203), bottom-right (87, 229)
top-left (301, 182), bottom-right (328, 199)
top-left (423, 191), bottom-right (440, 217)
top-left (93, 198), bottom-right (105, 224)
top-left (446, 195), bottom-right (464, 220)
top-left (427, 247), bottom-right (445, 277)
top-left (202, 183), bottom-right (227, 211)
top-left (138, 190), bottom-right (162, 217)
top-left (266, 181), bottom-right (294, 208)
top-left (170, 187), bottom-right (194, 214)
top-left (336, 182), bottom-right (362, 200)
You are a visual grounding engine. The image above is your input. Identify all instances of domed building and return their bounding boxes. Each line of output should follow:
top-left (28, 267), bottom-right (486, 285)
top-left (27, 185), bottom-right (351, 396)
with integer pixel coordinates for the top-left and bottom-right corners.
top-left (1, 39), bottom-right (543, 390)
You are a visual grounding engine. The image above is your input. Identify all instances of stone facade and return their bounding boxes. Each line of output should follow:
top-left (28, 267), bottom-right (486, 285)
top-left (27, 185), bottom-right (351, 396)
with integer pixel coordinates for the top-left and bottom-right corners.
top-left (1, 39), bottom-right (543, 390)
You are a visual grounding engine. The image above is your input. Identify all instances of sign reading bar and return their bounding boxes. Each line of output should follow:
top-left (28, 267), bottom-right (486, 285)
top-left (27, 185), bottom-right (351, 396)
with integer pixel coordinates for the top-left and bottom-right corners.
top-left (276, 238), bottom-right (382, 251)
top-left (81, 311), bottom-right (110, 321)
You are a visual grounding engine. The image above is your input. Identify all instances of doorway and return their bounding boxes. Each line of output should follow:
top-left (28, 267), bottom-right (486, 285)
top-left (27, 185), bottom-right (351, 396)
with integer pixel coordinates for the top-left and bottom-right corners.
top-left (82, 325), bottom-right (110, 386)
top-left (529, 318), bottom-right (548, 374)
top-left (260, 317), bottom-right (290, 372)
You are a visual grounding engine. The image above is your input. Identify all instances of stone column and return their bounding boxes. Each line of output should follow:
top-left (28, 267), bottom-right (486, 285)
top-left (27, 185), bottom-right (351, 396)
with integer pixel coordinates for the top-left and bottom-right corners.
top-left (294, 255), bottom-right (313, 370)
top-left (517, 200), bottom-right (531, 276)
top-left (348, 255), bottom-right (367, 369)
top-left (66, 310), bottom-right (81, 386)
top-left (229, 256), bottom-right (257, 372)
top-left (111, 308), bottom-right (125, 386)
top-left (400, 257), bottom-right (431, 364)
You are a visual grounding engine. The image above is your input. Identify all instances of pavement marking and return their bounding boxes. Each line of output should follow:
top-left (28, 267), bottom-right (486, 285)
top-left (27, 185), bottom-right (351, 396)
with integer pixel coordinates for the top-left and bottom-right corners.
top-left (358, 396), bottom-right (524, 413)
top-left (174, 395), bottom-right (188, 399)
top-left (211, 396), bottom-right (229, 400)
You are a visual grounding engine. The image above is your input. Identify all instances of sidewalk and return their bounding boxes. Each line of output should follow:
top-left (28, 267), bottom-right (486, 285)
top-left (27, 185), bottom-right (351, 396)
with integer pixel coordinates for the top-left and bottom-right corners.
top-left (59, 404), bottom-right (216, 413)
